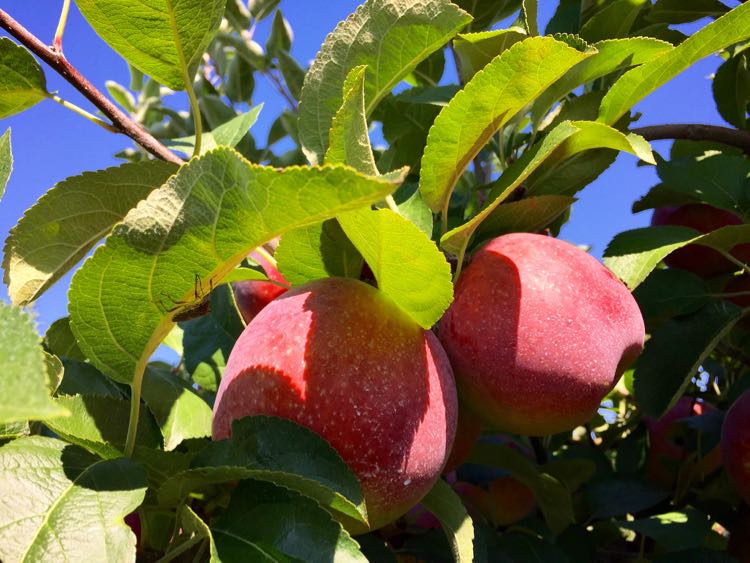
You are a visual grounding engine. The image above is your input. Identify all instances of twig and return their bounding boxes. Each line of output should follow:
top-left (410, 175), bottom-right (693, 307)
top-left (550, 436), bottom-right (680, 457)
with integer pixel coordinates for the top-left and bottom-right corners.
top-left (631, 123), bottom-right (750, 155)
top-left (264, 69), bottom-right (298, 110)
top-left (0, 8), bottom-right (183, 164)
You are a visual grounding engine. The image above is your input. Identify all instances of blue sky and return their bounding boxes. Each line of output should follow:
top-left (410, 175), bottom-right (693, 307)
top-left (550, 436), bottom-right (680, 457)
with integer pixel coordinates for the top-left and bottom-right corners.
top-left (0, 1), bottom-right (726, 332)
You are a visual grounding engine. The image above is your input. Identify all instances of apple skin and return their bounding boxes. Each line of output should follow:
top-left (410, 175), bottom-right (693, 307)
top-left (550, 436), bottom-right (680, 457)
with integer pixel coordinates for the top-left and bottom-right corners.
top-left (212, 277), bottom-right (458, 532)
top-left (442, 404), bottom-right (483, 474)
top-left (722, 388), bottom-right (750, 505)
top-left (651, 204), bottom-right (750, 279)
top-left (232, 250), bottom-right (288, 324)
top-left (645, 397), bottom-right (721, 489)
top-left (486, 476), bottom-right (536, 526)
top-left (438, 233), bottom-right (645, 436)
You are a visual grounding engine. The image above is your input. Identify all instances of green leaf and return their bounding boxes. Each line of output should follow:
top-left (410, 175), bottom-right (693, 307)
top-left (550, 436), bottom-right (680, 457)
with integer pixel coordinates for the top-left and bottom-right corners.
top-left (158, 416), bottom-right (367, 526)
top-left (249, 0), bottom-right (281, 21)
top-left (0, 38), bottom-right (48, 119)
top-left (68, 148), bottom-right (400, 384)
top-left (326, 66), bottom-right (378, 175)
top-left (469, 443), bottom-right (575, 534)
top-left (0, 303), bottom-right (68, 424)
top-left (634, 300), bottom-right (741, 418)
top-left (713, 50), bottom-right (750, 130)
top-left (618, 509), bottom-right (711, 550)
top-left (298, 0), bottom-right (472, 164)
top-left (277, 50), bottom-right (306, 100)
top-left (647, 0), bottom-right (729, 24)
top-left (453, 0), bottom-right (520, 31)
top-left (75, 0), bottom-right (226, 91)
top-left (339, 208), bottom-right (453, 328)
top-left (57, 359), bottom-right (128, 399)
top-left (0, 436), bottom-right (147, 563)
top-left (420, 479), bottom-right (475, 563)
top-left (474, 195), bottom-right (576, 244)
top-left (266, 10), bottom-right (292, 56)
top-left (419, 37), bottom-right (591, 214)
top-left (584, 477), bottom-right (669, 519)
top-left (3, 160), bottom-right (178, 306)
top-left (105, 80), bottom-right (136, 113)
top-left (0, 129), bottom-right (11, 201)
top-left (531, 37), bottom-right (672, 127)
top-left (276, 220), bottom-right (363, 285)
top-left (178, 505), bottom-right (220, 562)
top-left (45, 317), bottom-right (86, 361)
top-left (397, 188), bottom-right (434, 236)
top-left (633, 269), bottom-right (711, 327)
top-left (212, 480), bottom-right (366, 562)
top-left (579, 0), bottom-right (647, 43)
top-left (45, 394), bottom-right (162, 458)
top-left (225, 55), bottom-right (255, 104)
top-left (171, 104), bottom-right (263, 155)
top-left (452, 28), bottom-right (527, 81)
top-left (522, 0), bottom-right (538, 36)
top-left (141, 363), bottom-right (212, 450)
top-left (603, 224), bottom-right (750, 289)
top-left (598, 2), bottom-right (750, 125)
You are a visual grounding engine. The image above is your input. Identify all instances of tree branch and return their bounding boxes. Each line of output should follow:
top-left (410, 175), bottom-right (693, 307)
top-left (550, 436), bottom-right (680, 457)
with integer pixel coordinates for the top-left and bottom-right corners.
top-left (0, 9), bottom-right (183, 164)
top-left (631, 123), bottom-right (750, 155)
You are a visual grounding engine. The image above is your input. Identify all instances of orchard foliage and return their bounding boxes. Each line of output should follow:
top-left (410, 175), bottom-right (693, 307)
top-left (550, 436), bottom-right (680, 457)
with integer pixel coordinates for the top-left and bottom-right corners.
top-left (1, 0), bottom-right (750, 561)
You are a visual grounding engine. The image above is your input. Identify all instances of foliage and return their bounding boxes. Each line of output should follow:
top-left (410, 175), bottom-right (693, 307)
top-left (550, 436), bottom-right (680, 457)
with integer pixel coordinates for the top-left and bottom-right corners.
top-left (1, 0), bottom-right (750, 561)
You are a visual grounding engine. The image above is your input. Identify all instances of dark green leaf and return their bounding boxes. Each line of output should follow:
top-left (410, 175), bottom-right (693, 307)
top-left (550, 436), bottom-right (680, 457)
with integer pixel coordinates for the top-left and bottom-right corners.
top-left (584, 476), bottom-right (669, 518)
top-left (45, 317), bottom-right (86, 361)
top-left (618, 509), bottom-right (711, 550)
top-left (0, 38), bottom-right (47, 118)
top-left (57, 358), bottom-right (128, 399)
top-left (633, 269), bottom-right (712, 327)
top-left (579, 0), bottom-right (646, 43)
top-left (713, 50), bottom-right (750, 130)
top-left (277, 50), bottom-right (305, 100)
top-left (453, 0), bottom-right (521, 31)
top-left (225, 55), bottom-right (255, 104)
top-left (647, 0), bottom-right (729, 24)
top-left (266, 10), bottom-right (292, 56)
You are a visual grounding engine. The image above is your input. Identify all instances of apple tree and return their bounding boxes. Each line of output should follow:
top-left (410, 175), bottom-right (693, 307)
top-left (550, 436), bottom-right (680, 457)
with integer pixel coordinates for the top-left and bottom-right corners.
top-left (2, 0), bottom-right (750, 561)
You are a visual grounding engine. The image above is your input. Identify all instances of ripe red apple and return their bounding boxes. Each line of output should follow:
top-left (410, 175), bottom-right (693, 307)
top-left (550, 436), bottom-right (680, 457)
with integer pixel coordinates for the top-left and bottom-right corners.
top-left (439, 233), bottom-right (644, 436)
top-left (722, 388), bottom-right (750, 504)
top-left (645, 397), bottom-right (721, 489)
top-left (232, 250), bottom-right (288, 324)
top-left (212, 277), bottom-right (458, 532)
top-left (486, 476), bottom-right (536, 526)
top-left (443, 404), bottom-right (482, 474)
top-left (651, 204), bottom-right (750, 279)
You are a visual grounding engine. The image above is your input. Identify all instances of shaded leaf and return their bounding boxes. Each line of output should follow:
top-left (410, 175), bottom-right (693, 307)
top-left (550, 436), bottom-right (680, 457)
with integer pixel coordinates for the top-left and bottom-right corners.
top-left (647, 0), bottom-right (729, 24)
top-left (633, 268), bottom-right (712, 327)
top-left (618, 509), bottom-right (711, 550)
top-left (579, 0), bottom-right (647, 43)
top-left (171, 104), bottom-right (263, 155)
top-left (277, 50), bottom-right (306, 100)
top-left (421, 479), bottom-right (475, 563)
top-left (584, 476), bottom-right (669, 518)
top-left (0, 129), bottom-right (11, 201)
top-left (474, 195), bottom-right (576, 245)
top-left (0, 38), bottom-right (47, 119)
top-left (45, 317), bottom-right (85, 361)
top-left (713, 50), bottom-right (750, 130)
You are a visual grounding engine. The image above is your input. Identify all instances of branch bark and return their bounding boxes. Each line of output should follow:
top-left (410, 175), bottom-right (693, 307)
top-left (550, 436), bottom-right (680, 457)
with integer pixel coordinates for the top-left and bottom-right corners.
top-left (0, 9), bottom-right (183, 164)
top-left (631, 123), bottom-right (750, 155)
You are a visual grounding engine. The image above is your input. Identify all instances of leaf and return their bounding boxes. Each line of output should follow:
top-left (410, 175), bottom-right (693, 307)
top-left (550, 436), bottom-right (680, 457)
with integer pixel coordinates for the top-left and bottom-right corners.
top-left (618, 509), bottom-right (711, 550)
top-left (522, 0), bottom-right (538, 36)
top-left (0, 129), bottom-right (11, 201)
top-left (75, 0), bottom-right (226, 91)
top-left (212, 480), bottom-right (367, 562)
top-left (634, 300), bottom-right (741, 418)
top-left (633, 269), bottom-right (712, 327)
top-left (276, 220), bottom-right (363, 285)
top-left (603, 224), bottom-right (750, 289)
top-left (326, 66), bottom-right (378, 175)
top-left (579, 0), bottom-right (647, 43)
top-left (141, 363), bottom-right (212, 450)
top-left (0, 38), bottom-right (48, 119)
top-left (158, 416), bottom-right (367, 526)
top-left (473, 195), bottom-right (576, 244)
top-left (266, 9), bottom-right (292, 56)
top-left (453, 0), bottom-right (521, 31)
top-left (0, 303), bottom-right (68, 424)
top-left (178, 505), bottom-right (220, 562)
top-left (0, 436), bottom-right (147, 563)
top-left (68, 148), bottom-right (400, 384)
top-left (3, 160), bottom-right (178, 306)
top-left (45, 394), bottom-right (162, 458)
top-left (171, 104), bottom-right (263, 155)
top-left (298, 0), bottom-right (472, 164)
top-left (531, 37), bottom-right (673, 127)
top-left (598, 2), bottom-right (750, 125)
top-left (339, 208), bottom-right (453, 328)
top-left (277, 50), bottom-right (306, 100)
top-left (452, 28), bottom-right (527, 81)
top-left (249, 0), bottom-right (280, 21)
top-left (419, 37), bottom-right (591, 214)
top-left (105, 80), bottom-right (136, 113)
top-left (397, 188), bottom-right (434, 236)
top-left (45, 317), bottom-right (86, 361)
top-left (420, 479), bottom-right (475, 563)
top-left (713, 50), bottom-right (750, 130)
top-left (584, 476), bottom-right (669, 518)
top-left (57, 358), bottom-right (128, 399)
top-left (469, 444), bottom-right (575, 534)
top-left (647, 0), bottom-right (729, 24)
top-left (224, 55), bottom-right (255, 104)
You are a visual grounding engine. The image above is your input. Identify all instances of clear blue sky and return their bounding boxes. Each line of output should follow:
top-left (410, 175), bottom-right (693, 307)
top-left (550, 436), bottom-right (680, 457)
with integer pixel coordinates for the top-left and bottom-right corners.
top-left (0, 1), bottom-right (725, 332)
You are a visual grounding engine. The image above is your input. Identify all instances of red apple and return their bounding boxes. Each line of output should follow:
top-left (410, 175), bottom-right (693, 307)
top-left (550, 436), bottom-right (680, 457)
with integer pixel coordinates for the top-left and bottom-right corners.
top-left (443, 404), bottom-right (482, 474)
top-left (722, 388), bottom-right (750, 504)
top-left (233, 250), bottom-right (288, 324)
top-left (645, 396), bottom-right (721, 489)
top-left (212, 277), bottom-right (458, 532)
top-left (651, 204), bottom-right (750, 279)
top-left (439, 233), bottom-right (644, 436)
top-left (486, 476), bottom-right (536, 526)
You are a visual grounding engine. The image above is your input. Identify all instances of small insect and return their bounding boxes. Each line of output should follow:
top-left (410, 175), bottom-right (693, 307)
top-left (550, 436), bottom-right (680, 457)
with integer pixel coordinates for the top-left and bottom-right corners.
top-left (159, 275), bottom-right (213, 322)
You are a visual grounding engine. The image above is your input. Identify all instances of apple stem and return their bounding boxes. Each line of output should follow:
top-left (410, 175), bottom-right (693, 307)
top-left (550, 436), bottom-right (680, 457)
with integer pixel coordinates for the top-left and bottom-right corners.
top-left (254, 246), bottom-right (278, 270)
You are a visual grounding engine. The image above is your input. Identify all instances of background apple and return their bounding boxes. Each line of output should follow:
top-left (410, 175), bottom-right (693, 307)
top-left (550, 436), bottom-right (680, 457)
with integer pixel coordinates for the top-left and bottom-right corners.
top-left (645, 396), bottom-right (721, 489)
top-left (722, 387), bottom-right (750, 505)
top-left (212, 277), bottom-right (458, 532)
top-left (443, 404), bottom-right (483, 474)
top-left (651, 204), bottom-right (750, 279)
top-left (439, 233), bottom-right (644, 436)
top-left (232, 249), bottom-right (288, 324)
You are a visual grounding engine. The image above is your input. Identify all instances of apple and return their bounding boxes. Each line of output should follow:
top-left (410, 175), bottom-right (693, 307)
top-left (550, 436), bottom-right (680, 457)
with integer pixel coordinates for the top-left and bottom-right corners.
top-left (645, 396), bottom-right (721, 489)
top-left (722, 387), bottom-right (750, 504)
top-left (443, 404), bottom-right (482, 474)
top-left (650, 204), bottom-right (750, 279)
top-left (486, 476), bottom-right (536, 526)
top-left (212, 277), bottom-right (458, 532)
top-left (233, 249), bottom-right (288, 324)
top-left (438, 233), bottom-right (644, 436)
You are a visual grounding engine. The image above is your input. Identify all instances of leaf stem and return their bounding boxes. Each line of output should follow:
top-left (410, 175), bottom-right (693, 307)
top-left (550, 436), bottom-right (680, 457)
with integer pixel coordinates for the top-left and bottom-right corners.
top-left (48, 93), bottom-right (119, 132)
top-left (53, 0), bottom-right (71, 52)
top-left (124, 356), bottom-right (148, 457)
top-left (185, 81), bottom-right (202, 158)
top-left (254, 245), bottom-right (278, 270)
top-left (385, 195), bottom-right (400, 214)
top-left (156, 536), bottom-right (203, 563)
top-left (0, 8), bottom-right (183, 164)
